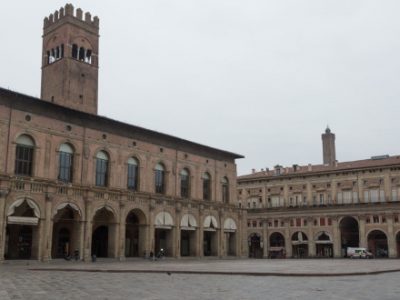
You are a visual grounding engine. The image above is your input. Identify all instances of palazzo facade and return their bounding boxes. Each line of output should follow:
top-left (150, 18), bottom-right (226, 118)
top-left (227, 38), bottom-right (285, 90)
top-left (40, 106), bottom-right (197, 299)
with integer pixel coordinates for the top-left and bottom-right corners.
top-left (240, 128), bottom-right (400, 259)
top-left (0, 4), bottom-right (246, 261)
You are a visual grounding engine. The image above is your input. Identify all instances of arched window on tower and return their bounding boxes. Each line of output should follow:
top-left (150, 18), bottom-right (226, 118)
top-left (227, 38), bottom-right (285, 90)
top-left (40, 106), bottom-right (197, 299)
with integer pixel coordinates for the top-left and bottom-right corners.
top-left (203, 172), bottom-right (211, 201)
top-left (155, 163), bottom-right (165, 194)
top-left (180, 169), bottom-right (190, 198)
top-left (85, 49), bottom-right (92, 64)
top-left (95, 151), bottom-right (109, 187)
top-left (72, 44), bottom-right (78, 59)
top-left (222, 177), bottom-right (229, 204)
top-left (58, 143), bottom-right (74, 182)
top-left (127, 157), bottom-right (139, 191)
top-left (15, 135), bottom-right (35, 176)
top-left (79, 47), bottom-right (85, 61)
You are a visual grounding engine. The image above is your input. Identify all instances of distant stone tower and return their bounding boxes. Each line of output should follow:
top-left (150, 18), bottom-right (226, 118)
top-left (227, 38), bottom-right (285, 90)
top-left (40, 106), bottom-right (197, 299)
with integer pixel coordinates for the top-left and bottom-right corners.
top-left (40, 4), bottom-right (99, 114)
top-left (322, 127), bottom-right (336, 165)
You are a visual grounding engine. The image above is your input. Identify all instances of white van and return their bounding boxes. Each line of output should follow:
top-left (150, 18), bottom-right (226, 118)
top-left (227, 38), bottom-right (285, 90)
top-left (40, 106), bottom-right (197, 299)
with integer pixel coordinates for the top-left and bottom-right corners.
top-left (347, 247), bottom-right (374, 259)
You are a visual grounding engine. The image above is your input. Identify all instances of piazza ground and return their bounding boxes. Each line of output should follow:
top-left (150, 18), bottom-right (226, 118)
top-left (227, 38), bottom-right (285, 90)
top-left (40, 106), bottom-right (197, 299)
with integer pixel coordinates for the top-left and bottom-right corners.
top-left (1, 259), bottom-right (400, 299)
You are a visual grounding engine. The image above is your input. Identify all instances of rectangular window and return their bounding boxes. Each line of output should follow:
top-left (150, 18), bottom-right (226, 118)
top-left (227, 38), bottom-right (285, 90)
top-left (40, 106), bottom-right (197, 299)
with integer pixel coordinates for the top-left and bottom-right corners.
top-left (15, 145), bottom-right (34, 176)
top-left (127, 164), bottom-right (138, 191)
top-left (222, 184), bottom-right (229, 203)
top-left (203, 179), bottom-right (211, 200)
top-left (95, 159), bottom-right (108, 187)
top-left (58, 152), bottom-right (73, 182)
top-left (180, 175), bottom-right (189, 198)
top-left (370, 189), bottom-right (379, 203)
top-left (353, 192), bottom-right (359, 203)
top-left (155, 170), bottom-right (164, 194)
top-left (379, 190), bottom-right (385, 203)
top-left (392, 189), bottom-right (398, 202)
top-left (343, 191), bottom-right (352, 204)
top-left (271, 196), bottom-right (282, 208)
top-left (364, 190), bottom-right (369, 203)
top-left (337, 192), bottom-right (343, 204)
top-left (319, 194), bottom-right (324, 205)
top-left (320, 218), bottom-right (326, 226)
top-left (296, 218), bottom-right (301, 227)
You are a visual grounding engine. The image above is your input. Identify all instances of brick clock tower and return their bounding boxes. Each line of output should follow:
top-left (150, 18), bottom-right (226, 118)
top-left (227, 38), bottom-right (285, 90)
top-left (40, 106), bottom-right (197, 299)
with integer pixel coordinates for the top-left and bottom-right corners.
top-left (40, 4), bottom-right (99, 115)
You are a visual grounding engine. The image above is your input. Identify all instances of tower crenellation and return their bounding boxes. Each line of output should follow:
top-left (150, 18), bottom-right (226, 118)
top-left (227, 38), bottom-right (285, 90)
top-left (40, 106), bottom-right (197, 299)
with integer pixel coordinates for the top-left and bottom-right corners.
top-left (43, 4), bottom-right (99, 31)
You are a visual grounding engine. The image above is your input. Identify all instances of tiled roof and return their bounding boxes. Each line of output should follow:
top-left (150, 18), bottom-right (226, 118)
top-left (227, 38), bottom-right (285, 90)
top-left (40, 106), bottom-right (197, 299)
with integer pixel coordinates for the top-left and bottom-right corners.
top-left (239, 155), bottom-right (400, 181)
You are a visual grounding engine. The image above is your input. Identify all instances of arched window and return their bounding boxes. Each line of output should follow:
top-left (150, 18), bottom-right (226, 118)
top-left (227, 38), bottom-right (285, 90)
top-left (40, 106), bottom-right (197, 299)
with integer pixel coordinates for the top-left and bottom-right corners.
top-left (72, 44), bottom-right (78, 59)
top-left (222, 177), bottom-right (229, 203)
top-left (155, 163), bottom-right (165, 194)
top-left (180, 169), bottom-right (190, 198)
top-left (127, 157), bottom-right (139, 191)
top-left (78, 47), bottom-right (85, 61)
top-left (95, 151), bottom-right (109, 187)
top-left (58, 143), bottom-right (74, 182)
top-left (15, 135), bottom-right (35, 176)
top-left (203, 172), bottom-right (211, 201)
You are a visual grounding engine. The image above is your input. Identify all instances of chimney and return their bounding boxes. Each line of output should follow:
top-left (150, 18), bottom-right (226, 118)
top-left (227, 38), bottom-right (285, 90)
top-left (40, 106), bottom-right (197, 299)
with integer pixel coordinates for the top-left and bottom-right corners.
top-left (308, 164), bottom-right (312, 172)
top-left (252, 168), bottom-right (256, 174)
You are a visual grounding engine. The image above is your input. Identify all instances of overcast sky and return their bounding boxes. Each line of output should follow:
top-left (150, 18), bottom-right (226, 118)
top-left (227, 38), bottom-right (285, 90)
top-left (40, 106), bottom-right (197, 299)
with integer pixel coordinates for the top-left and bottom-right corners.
top-left (1, 1), bottom-right (399, 175)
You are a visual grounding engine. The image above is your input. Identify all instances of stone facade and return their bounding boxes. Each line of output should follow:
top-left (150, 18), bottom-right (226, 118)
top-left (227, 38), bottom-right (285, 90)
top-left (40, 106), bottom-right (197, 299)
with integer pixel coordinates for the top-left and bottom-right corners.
top-left (240, 130), bottom-right (400, 259)
top-left (0, 4), bottom-right (246, 262)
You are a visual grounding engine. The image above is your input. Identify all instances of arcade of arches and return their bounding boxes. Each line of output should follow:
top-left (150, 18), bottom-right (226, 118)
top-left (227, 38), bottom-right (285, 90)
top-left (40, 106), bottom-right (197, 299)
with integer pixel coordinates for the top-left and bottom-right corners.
top-left (247, 215), bottom-right (400, 259)
top-left (0, 198), bottom-right (244, 261)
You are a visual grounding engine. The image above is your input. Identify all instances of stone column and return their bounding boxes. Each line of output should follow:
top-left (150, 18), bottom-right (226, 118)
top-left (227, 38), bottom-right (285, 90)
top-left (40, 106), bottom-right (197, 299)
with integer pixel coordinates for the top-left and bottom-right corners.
top-left (148, 200), bottom-right (155, 255)
top-left (384, 173), bottom-right (391, 202)
top-left (262, 220), bottom-right (268, 258)
top-left (387, 215), bottom-right (396, 258)
top-left (78, 219), bottom-right (85, 260)
top-left (359, 216), bottom-right (367, 248)
top-left (332, 216), bottom-right (341, 258)
top-left (83, 198), bottom-right (92, 261)
top-left (43, 195), bottom-right (53, 261)
top-left (175, 205), bottom-right (181, 258)
top-left (198, 208), bottom-right (204, 258)
top-left (307, 218), bottom-right (315, 257)
top-left (306, 182), bottom-right (312, 206)
top-left (119, 202), bottom-right (126, 261)
top-left (218, 211), bottom-right (224, 258)
top-left (0, 190), bottom-right (8, 261)
top-left (284, 220), bottom-right (292, 258)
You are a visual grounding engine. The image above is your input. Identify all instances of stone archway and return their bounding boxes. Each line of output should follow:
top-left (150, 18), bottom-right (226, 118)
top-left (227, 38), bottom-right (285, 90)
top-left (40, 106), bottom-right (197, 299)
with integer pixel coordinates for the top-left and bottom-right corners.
top-left (368, 230), bottom-right (388, 258)
top-left (340, 216), bottom-right (359, 256)
top-left (92, 207), bottom-right (117, 258)
top-left (269, 232), bottom-right (285, 258)
top-left (315, 231), bottom-right (333, 258)
top-left (154, 211), bottom-right (174, 257)
top-left (180, 214), bottom-right (197, 257)
top-left (5, 199), bottom-right (40, 260)
top-left (291, 231), bottom-right (308, 258)
top-left (125, 209), bottom-right (147, 257)
top-left (203, 215), bottom-right (219, 256)
top-left (224, 218), bottom-right (237, 256)
top-left (52, 204), bottom-right (81, 259)
top-left (248, 233), bottom-right (262, 258)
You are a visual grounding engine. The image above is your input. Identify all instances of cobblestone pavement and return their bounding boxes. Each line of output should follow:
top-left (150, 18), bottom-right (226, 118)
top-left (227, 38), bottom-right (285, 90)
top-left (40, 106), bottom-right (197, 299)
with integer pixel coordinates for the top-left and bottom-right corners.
top-left (1, 260), bottom-right (400, 299)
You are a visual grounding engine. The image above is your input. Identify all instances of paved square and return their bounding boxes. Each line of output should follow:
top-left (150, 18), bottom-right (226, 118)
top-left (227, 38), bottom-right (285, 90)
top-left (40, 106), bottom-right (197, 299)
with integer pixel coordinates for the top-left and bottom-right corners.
top-left (1, 259), bottom-right (400, 299)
